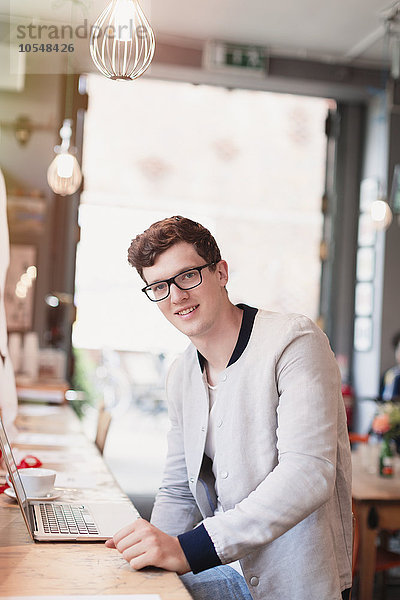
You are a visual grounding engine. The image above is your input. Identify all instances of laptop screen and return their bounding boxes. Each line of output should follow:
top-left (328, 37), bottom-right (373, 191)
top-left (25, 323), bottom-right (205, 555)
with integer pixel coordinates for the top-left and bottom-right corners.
top-left (0, 415), bottom-right (34, 537)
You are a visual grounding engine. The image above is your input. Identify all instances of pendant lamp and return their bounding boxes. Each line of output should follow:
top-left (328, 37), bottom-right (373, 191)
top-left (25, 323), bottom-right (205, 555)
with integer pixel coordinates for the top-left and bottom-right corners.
top-left (47, 119), bottom-right (82, 196)
top-left (370, 199), bottom-right (393, 230)
top-left (90, 0), bottom-right (155, 81)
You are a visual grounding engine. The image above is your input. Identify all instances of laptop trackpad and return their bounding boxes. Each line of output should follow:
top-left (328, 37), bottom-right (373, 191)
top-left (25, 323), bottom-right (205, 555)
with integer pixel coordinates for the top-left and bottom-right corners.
top-left (89, 502), bottom-right (140, 538)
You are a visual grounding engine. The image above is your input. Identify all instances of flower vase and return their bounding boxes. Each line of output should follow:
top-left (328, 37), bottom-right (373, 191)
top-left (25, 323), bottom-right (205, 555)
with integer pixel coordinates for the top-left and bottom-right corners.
top-left (379, 437), bottom-right (394, 477)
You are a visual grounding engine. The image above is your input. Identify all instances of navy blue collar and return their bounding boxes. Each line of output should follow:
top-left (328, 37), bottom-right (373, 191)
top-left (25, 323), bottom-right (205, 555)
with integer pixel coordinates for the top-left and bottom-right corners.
top-left (197, 303), bottom-right (258, 370)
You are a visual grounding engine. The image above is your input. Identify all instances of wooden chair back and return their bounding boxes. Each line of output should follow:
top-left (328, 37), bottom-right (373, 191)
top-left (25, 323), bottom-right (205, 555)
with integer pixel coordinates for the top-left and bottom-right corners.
top-left (95, 402), bottom-right (112, 455)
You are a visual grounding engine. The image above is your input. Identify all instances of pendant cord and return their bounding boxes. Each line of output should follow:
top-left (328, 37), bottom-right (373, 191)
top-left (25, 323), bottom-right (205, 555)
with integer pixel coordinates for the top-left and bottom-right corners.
top-left (64, 1), bottom-right (74, 122)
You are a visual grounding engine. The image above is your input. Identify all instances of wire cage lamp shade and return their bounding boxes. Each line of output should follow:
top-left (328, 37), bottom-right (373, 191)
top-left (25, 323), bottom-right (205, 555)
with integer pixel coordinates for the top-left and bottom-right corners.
top-left (90, 0), bottom-right (155, 81)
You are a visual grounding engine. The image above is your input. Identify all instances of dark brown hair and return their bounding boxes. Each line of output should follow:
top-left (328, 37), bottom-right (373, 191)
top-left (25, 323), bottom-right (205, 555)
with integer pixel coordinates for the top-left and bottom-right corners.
top-left (392, 331), bottom-right (400, 350)
top-left (128, 216), bottom-right (221, 281)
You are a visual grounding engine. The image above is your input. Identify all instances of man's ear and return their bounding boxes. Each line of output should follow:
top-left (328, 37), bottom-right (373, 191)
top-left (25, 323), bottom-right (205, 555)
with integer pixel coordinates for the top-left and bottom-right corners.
top-left (216, 260), bottom-right (229, 287)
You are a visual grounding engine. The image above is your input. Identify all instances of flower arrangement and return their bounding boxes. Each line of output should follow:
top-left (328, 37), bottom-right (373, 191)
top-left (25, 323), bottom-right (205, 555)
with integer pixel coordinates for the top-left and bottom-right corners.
top-left (372, 402), bottom-right (400, 440)
top-left (372, 402), bottom-right (400, 476)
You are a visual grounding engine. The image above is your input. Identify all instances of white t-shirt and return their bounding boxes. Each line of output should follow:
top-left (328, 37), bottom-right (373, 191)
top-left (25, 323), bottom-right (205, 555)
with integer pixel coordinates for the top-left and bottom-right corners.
top-left (203, 371), bottom-right (244, 577)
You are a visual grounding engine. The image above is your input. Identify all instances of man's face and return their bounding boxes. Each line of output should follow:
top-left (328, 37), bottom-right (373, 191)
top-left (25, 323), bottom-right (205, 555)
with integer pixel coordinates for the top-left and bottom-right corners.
top-left (142, 242), bottom-right (228, 341)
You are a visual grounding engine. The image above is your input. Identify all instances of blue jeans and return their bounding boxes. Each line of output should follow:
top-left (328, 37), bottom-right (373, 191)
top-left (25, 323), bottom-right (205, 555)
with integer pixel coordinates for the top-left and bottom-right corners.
top-left (180, 565), bottom-right (252, 600)
top-left (180, 566), bottom-right (352, 600)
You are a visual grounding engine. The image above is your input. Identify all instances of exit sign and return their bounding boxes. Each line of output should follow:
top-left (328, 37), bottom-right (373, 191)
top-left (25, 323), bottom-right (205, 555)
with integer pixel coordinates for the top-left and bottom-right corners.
top-left (204, 41), bottom-right (267, 74)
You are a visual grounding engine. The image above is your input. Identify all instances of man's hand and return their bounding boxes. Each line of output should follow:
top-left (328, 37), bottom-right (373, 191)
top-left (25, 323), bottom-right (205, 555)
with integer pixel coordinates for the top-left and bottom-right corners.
top-left (105, 518), bottom-right (190, 575)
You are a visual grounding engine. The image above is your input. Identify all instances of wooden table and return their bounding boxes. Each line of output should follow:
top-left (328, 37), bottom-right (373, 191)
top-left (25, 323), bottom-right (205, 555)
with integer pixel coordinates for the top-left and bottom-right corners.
top-left (16, 379), bottom-right (69, 404)
top-left (0, 404), bottom-right (191, 600)
top-left (352, 447), bottom-right (400, 600)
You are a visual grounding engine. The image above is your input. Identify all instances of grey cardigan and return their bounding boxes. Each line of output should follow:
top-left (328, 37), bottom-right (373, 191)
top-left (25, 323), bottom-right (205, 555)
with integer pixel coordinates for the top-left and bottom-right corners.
top-left (151, 309), bottom-right (353, 600)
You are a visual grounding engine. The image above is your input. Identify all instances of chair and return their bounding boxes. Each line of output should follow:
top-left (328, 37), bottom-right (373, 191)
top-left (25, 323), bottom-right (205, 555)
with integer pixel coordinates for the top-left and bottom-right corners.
top-left (350, 433), bottom-right (400, 598)
top-left (352, 511), bottom-right (358, 580)
top-left (352, 503), bottom-right (400, 599)
top-left (95, 402), bottom-right (112, 455)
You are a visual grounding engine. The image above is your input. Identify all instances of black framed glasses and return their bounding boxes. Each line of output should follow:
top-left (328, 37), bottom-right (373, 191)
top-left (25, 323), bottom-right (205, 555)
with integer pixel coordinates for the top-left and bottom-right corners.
top-left (142, 262), bottom-right (215, 302)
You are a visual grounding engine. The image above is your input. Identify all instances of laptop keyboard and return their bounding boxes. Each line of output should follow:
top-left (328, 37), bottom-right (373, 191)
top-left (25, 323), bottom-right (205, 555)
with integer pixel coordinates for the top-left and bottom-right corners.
top-left (39, 503), bottom-right (99, 535)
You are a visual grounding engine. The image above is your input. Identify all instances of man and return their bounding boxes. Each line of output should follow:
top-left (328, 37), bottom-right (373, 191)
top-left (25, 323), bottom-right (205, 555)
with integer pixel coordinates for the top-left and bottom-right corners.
top-left (106, 216), bottom-right (352, 600)
top-left (381, 331), bottom-right (400, 401)
top-left (381, 331), bottom-right (400, 453)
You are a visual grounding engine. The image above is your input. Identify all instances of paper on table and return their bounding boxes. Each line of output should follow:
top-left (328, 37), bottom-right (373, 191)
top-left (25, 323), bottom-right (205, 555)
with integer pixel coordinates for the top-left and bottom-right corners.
top-left (55, 472), bottom-right (98, 489)
top-left (13, 448), bottom-right (83, 464)
top-left (3, 596), bottom-right (161, 600)
top-left (11, 448), bottom-right (100, 489)
top-left (18, 405), bottom-right (62, 417)
top-left (15, 432), bottom-right (84, 446)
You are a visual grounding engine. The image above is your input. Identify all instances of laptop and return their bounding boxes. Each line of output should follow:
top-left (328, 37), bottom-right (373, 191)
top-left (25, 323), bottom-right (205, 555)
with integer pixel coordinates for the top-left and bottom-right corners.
top-left (0, 414), bottom-right (140, 541)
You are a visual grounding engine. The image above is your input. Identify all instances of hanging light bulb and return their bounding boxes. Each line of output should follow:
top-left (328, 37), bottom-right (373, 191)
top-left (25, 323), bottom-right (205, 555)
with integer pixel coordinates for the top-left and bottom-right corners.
top-left (370, 199), bottom-right (393, 230)
top-left (47, 119), bottom-right (82, 196)
top-left (90, 0), bottom-right (155, 81)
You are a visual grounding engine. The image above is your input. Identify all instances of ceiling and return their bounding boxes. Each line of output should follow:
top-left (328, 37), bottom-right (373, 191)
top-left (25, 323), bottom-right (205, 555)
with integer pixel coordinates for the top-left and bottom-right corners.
top-left (3, 0), bottom-right (400, 65)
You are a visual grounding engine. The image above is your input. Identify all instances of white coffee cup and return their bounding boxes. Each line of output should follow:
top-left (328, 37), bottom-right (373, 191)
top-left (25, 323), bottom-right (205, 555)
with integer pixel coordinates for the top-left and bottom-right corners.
top-left (7, 468), bottom-right (56, 497)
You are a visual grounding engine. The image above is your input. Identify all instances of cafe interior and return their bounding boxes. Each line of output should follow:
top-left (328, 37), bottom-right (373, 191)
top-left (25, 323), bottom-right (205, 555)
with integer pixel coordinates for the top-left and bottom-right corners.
top-left (1, 1), bottom-right (400, 599)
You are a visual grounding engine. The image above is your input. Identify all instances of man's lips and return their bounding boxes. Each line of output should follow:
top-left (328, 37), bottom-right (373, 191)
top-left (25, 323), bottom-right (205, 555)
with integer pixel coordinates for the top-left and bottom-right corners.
top-left (175, 305), bottom-right (199, 316)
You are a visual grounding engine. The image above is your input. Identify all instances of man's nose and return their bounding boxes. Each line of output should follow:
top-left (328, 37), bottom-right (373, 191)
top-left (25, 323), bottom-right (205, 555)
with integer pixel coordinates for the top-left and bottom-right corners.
top-left (170, 283), bottom-right (189, 302)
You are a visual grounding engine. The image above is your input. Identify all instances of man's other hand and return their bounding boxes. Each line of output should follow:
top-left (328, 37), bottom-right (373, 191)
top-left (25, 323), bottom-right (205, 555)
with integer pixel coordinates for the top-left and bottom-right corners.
top-left (105, 518), bottom-right (190, 574)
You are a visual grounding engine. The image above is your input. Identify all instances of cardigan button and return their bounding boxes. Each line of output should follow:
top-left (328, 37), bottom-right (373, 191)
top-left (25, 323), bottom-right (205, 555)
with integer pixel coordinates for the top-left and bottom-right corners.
top-left (221, 374), bottom-right (227, 382)
top-left (249, 576), bottom-right (259, 587)
top-left (217, 419), bottom-right (223, 428)
top-left (189, 477), bottom-right (194, 484)
top-left (201, 426), bottom-right (206, 432)
top-left (221, 471), bottom-right (229, 479)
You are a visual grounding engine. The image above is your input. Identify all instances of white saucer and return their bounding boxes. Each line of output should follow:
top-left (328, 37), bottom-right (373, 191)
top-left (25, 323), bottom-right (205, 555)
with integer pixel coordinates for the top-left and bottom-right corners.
top-left (4, 487), bottom-right (61, 501)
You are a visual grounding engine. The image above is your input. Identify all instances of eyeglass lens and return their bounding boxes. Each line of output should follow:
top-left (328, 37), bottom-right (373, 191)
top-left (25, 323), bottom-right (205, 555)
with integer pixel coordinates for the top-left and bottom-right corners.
top-left (147, 268), bottom-right (202, 301)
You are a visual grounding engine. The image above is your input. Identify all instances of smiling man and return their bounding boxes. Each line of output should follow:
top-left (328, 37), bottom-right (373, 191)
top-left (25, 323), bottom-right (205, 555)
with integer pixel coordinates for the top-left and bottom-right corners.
top-left (106, 216), bottom-right (352, 600)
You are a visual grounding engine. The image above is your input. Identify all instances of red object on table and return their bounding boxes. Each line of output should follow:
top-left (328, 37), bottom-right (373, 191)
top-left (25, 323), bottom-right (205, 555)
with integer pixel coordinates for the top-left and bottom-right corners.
top-left (0, 454), bottom-right (42, 494)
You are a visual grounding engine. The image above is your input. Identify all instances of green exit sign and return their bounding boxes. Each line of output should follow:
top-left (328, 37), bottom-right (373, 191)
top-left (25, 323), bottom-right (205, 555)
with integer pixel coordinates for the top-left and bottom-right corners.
top-left (205, 41), bottom-right (268, 74)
